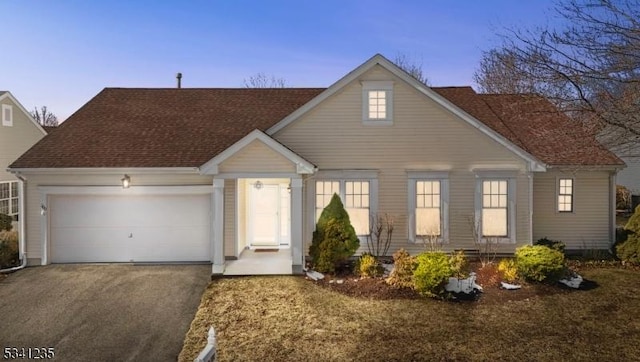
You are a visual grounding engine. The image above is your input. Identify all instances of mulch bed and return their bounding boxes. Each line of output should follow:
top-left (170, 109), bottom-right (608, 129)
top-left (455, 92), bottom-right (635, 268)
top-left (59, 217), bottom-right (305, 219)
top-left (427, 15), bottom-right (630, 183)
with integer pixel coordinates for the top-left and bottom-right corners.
top-left (306, 261), bottom-right (577, 304)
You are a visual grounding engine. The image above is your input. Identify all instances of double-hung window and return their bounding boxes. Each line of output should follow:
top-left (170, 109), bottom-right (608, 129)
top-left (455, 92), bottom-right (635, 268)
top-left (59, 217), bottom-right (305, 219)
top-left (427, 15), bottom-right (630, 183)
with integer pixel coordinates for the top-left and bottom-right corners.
top-left (314, 174), bottom-right (377, 237)
top-left (0, 181), bottom-right (19, 218)
top-left (362, 81), bottom-right (393, 125)
top-left (481, 180), bottom-right (508, 237)
top-left (558, 178), bottom-right (573, 212)
top-left (408, 172), bottom-right (449, 243)
top-left (475, 172), bottom-right (517, 243)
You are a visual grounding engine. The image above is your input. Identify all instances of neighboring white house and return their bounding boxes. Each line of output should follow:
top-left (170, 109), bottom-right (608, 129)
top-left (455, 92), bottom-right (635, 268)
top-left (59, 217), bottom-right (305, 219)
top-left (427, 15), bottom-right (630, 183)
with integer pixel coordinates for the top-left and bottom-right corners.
top-left (0, 91), bottom-right (47, 223)
top-left (8, 55), bottom-right (625, 275)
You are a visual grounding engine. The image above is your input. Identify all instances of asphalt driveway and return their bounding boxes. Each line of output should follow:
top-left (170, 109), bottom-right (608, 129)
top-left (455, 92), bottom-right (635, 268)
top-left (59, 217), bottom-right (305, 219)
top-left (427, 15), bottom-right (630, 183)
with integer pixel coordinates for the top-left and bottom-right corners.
top-left (0, 264), bottom-right (210, 361)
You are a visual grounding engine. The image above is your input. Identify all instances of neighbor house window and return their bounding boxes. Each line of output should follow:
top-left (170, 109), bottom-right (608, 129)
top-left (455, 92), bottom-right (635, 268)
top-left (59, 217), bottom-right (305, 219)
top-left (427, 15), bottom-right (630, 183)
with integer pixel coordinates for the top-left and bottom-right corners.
top-left (0, 181), bottom-right (18, 217)
top-left (2, 104), bottom-right (12, 127)
top-left (558, 178), bottom-right (573, 212)
top-left (362, 81), bottom-right (393, 124)
top-left (315, 177), bottom-right (376, 236)
top-left (481, 180), bottom-right (508, 237)
top-left (407, 172), bottom-right (449, 243)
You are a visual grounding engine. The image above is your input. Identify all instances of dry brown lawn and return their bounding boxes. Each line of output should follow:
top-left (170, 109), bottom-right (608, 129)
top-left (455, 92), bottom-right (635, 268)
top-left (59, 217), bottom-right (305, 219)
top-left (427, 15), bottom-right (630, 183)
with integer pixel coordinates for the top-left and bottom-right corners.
top-left (180, 269), bottom-right (640, 362)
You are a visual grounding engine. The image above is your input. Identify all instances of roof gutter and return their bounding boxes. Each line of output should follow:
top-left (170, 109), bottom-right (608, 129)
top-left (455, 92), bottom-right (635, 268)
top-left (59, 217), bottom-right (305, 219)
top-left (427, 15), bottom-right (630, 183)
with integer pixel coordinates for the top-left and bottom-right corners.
top-left (8, 167), bottom-right (201, 175)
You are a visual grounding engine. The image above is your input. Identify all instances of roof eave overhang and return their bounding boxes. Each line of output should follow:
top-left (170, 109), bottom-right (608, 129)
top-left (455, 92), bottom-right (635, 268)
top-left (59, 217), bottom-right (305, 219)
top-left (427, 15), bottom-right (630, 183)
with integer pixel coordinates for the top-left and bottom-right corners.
top-left (8, 167), bottom-right (201, 175)
top-left (546, 164), bottom-right (626, 172)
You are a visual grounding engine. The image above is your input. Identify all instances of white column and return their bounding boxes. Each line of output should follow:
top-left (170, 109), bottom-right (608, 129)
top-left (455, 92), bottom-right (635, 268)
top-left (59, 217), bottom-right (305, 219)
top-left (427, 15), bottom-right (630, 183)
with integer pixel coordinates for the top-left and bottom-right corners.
top-left (290, 178), bottom-right (304, 274)
top-left (212, 178), bottom-right (225, 274)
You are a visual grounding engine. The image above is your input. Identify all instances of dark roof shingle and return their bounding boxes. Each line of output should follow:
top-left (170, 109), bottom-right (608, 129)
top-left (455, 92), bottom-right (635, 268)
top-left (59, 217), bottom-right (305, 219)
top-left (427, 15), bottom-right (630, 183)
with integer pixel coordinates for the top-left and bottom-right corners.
top-left (11, 88), bottom-right (324, 168)
top-left (10, 85), bottom-right (623, 169)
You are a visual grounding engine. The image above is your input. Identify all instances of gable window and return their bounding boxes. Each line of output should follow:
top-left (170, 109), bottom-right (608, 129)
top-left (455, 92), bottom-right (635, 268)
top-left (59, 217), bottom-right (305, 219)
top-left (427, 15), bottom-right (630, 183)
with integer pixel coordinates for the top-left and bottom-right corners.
top-left (558, 178), bottom-right (573, 212)
top-left (0, 181), bottom-right (19, 218)
top-left (2, 104), bottom-right (12, 127)
top-left (314, 174), bottom-right (378, 237)
top-left (362, 81), bottom-right (393, 125)
top-left (408, 171), bottom-right (449, 243)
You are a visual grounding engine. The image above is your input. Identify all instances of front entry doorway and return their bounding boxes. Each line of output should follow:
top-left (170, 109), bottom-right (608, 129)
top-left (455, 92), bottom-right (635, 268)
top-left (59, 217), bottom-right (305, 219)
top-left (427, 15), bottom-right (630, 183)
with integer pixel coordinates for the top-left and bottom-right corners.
top-left (241, 178), bottom-right (291, 249)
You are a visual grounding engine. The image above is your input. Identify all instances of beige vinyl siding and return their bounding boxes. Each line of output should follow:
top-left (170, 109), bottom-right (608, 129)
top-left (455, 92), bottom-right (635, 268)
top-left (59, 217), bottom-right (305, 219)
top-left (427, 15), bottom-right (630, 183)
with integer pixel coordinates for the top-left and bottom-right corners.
top-left (275, 65), bottom-right (531, 255)
top-left (533, 170), bottom-right (612, 249)
top-left (22, 172), bottom-right (213, 264)
top-left (224, 179), bottom-right (236, 257)
top-left (0, 98), bottom-right (45, 181)
top-left (218, 140), bottom-right (296, 174)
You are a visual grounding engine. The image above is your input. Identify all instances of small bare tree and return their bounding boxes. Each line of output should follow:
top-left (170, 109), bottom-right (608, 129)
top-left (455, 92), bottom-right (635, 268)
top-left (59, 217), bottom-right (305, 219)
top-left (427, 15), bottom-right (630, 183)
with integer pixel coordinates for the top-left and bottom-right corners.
top-left (393, 53), bottom-right (430, 85)
top-left (366, 213), bottom-right (395, 258)
top-left (243, 72), bottom-right (287, 88)
top-left (468, 214), bottom-right (498, 267)
top-left (30, 106), bottom-right (59, 127)
top-left (418, 231), bottom-right (442, 252)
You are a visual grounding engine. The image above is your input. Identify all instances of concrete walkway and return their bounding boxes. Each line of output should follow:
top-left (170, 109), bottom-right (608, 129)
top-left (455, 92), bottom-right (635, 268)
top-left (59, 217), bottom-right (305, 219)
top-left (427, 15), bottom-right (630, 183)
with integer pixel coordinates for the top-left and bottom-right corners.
top-left (0, 264), bottom-right (210, 362)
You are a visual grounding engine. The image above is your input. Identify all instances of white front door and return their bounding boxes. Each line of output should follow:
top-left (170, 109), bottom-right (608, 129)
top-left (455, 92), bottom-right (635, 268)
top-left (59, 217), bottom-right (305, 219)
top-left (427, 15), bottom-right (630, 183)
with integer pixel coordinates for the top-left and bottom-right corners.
top-left (249, 184), bottom-right (279, 246)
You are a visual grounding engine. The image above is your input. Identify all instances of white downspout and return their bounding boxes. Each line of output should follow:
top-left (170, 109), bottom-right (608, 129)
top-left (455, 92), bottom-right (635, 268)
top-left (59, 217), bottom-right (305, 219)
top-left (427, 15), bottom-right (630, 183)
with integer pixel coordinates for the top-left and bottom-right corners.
top-left (1, 177), bottom-right (27, 273)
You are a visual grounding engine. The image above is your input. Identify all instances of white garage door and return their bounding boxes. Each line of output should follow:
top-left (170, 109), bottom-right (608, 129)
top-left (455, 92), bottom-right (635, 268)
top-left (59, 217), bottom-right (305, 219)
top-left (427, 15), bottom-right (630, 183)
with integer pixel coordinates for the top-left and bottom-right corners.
top-left (50, 193), bottom-right (211, 263)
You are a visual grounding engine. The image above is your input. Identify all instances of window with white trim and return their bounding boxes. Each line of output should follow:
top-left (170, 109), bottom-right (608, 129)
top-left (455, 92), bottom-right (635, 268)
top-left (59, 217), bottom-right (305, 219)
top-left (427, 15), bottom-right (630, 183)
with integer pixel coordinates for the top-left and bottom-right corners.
top-left (2, 104), bottom-right (13, 127)
top-left (481, 180), bottom-right (508, 237)
top-left (315, 179), bottom-right (372, 236)
top-left (362, 81), bottom-right (393, 124)
top-left (416, 181), bottom-right (441, 237)
top-left (315, 181), bottom-right (340, 221)
top-left (558, 178), bottom-right (573, 212)
top-left (408, 172), bottom-right (449, 243)
top-left (0, 181), bottom-right (19, 217)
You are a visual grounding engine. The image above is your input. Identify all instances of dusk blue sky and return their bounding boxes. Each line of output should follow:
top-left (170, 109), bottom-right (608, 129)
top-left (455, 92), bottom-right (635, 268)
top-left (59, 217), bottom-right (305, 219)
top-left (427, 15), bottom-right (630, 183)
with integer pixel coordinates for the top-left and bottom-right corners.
top-left (3, 1), bottom-right (561, 121)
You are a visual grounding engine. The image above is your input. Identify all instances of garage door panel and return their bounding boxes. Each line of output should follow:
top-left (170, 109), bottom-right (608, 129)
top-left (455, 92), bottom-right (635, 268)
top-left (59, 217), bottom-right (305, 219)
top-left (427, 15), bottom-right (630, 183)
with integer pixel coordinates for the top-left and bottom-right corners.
top-left (50, 192), bottom-right (211, 263)
top-left (129, 226), bottom-right (210, 262)
top-left (51, 195), bottom-right (131, 228)
top-left (50, 227), bottom-right (132, 263)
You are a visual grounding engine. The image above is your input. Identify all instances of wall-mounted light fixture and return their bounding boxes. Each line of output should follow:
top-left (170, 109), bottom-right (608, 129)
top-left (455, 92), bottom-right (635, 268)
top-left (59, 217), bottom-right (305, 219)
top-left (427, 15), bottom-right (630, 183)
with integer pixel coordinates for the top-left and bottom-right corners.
top-left (40, 204), bottom-right (47, 216)
top-left (121, 174), bottom-right (131, 189)
top-left (287, 183), bottom-right (291, 193)
top-left (253, 180), bottom-right (263, 190)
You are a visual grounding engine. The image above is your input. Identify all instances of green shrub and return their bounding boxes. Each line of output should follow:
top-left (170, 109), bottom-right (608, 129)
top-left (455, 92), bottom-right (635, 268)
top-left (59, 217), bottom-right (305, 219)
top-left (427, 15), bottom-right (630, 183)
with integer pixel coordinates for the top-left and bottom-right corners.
top-left (0, 214), bottom-right (12, 232)
top-left (449, 250), bottom-right (468, 278)
top-left (535, 237), bottom-right (565, 253)
top-left (617, 205), bottom-right (640, 264)
top-left (310, 194), bottom-right (360, 273)
top-left (355, 253), bottom-right (383, 278)
top-left (0, 230), bottom-right (19, 268)
top-left (386, 248), bottom-right (416, 288)
top-left (412, 252), bottom-right (453, 297)
top-left (515, 245), bottom-right (565, 282)
top-left (498, 258), bottom-right (519, 282)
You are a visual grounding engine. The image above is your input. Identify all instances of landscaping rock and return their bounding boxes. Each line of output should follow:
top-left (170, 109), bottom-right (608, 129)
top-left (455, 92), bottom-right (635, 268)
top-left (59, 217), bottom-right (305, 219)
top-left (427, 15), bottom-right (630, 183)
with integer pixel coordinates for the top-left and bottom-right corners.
top-left (444, 273), bottom-right (483, 294)
top-left (382, 263), bottom-right (394, 277)
top-left (500, 282), bottom-right (522, 290)
top-left (306, 270), bottom-right (325, 281)
top-left (559, 274), bottom-right (583, 289)
top-left (336, 279), bottom-right (344, 284)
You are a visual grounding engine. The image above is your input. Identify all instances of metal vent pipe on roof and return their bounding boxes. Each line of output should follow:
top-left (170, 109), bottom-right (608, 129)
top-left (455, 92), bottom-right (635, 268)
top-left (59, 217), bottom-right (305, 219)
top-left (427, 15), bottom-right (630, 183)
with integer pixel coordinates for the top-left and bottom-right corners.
top-left (176, 73), bottom-right (182, 88)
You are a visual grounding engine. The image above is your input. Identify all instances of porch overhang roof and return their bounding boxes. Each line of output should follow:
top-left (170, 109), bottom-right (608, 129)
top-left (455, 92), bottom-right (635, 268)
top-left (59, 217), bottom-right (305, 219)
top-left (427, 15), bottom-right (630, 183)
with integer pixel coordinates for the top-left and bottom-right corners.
top-left (198, 129), bottom-right (316, 175)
